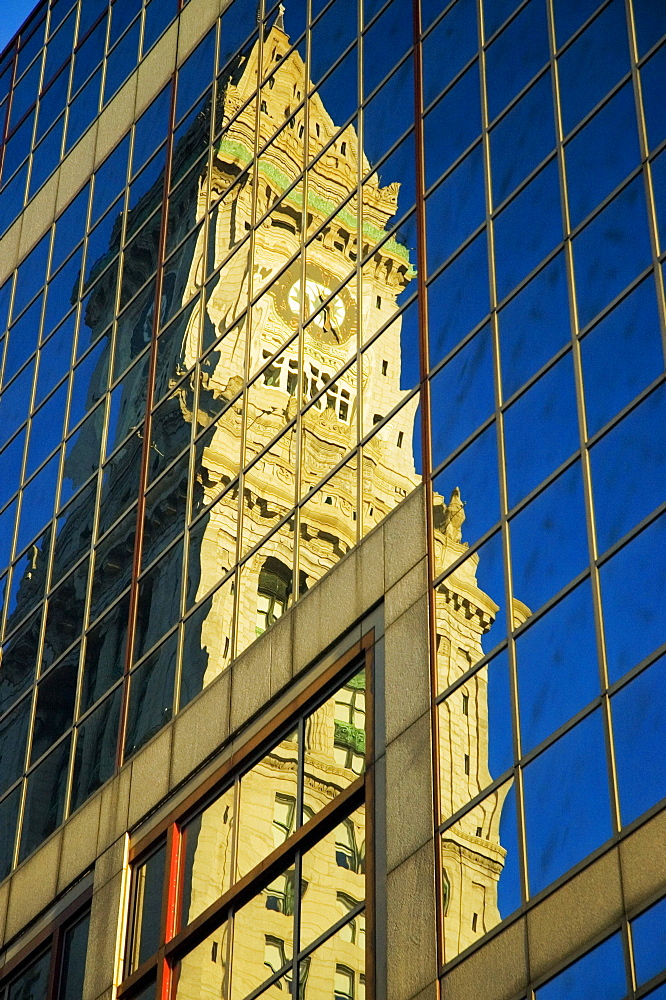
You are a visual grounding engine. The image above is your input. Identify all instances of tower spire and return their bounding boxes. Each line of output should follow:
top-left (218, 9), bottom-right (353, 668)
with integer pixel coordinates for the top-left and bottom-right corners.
top-left (274, 3), bottom-right (286, 30)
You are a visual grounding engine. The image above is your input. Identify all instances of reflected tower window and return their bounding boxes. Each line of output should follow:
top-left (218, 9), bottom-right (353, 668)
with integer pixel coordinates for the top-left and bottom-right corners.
top-left (256, 556), bottom-right (292, 635)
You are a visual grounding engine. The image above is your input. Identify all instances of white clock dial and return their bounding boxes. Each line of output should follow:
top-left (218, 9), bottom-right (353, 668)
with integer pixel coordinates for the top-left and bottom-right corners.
top-left (288, 279), bottom-right (346, 328)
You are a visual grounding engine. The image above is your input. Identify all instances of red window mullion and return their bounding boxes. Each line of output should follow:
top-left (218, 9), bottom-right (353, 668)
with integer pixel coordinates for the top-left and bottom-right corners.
top-left (157, 823), bottom-right (181, 1000)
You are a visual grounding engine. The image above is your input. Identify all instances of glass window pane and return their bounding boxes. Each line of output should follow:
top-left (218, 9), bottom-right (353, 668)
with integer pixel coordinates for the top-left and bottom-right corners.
top-left (503, 352), bottom-right (579, 508)
top-left (236, 731), bottom-right (299, 880)
top-left (71, 685), bottom-right (122, 811)
top-left (59, 912), bottom-right (91, 1000)
top-left (573, 176), bottom-right (651, 330)
top-left (301, 804), bottom-right (366, 948)
top-left (34, 112), bottom-right (65, 191)
top-left (19, 735), bottom-right (71, 861)
top-left (510, 462), bottom-right (589, 614)
top-left (132, 86), bottom-right (171, 177)
top-left (30, 652), bottom-right (79, 763)
top-left (536, 932), bottom-right (626, 1000)
top-left (430, 324), bottom-right (494, 467)
top-left (631, 893), bottom-right (666, 985)
top-left (92, 134), bottom-right (129, 225)
top-left (498, 252), bottom-right (570, 400)
top-left (130, 841), bottom-right (167, 972)
top-left (485, 0), bottom-right (549, 123)
top-left (310, 0), bottom-right (357, 89)
top-left (432, 423), bottom-right (500, 550)
top-left (65, 67), bottom-right (102, 152)
top-left (641, 41), bottom-right (666, 152)
top-left (13, 232), bottom-right (50, 320)
top-left (16, 450), bottom-right (60, 554)
top-left (362, 55), bottom-right (414, 169)
top-left (134, 539), bottom-right (184, 662)
top-left (0, 694), bottom-right (31, 797)
top-left (423, 61), bottom-right (481, 190)
top-left (426, 143), bottom-right (485, 273)
top-left (422, 0), bottom-right (477, 109)
top-left (362, 0), bottom-right (411, 99)
top-left (552, 0), bottom-right (603, 50)
top-left (180, 784), bottom-right (236, 928)
top-left (6, 948), bottom-right (51, 1000)
top-left (612, 653), bottom-right (666, 827)
top-left (441, 780), bottom-right (521, 962)
top-left (299, 911), bottom-right (365, 999)
top-left (490, 70), bottom-right (554, 208)
top-left (565, 82), bottom-right (640, 230)
top-left (557, 0), bottom-right (630, 136)
top-left (427, 231), bottom-right (489, 367)
top-left (435, 529), bottom-right (508, 672)
top-left (591, 384), bottom-right (666, 554)
top-left (516, 580), bottom-right (599, 753)
top-left (494, 159), bottom-right (561, 302)
top-left (439, 651), bottom-right (513, 825)
top-left (124, 633), bottom-right (178, 759)
top-left (524, 709), bottom-right (611, 894)
top-left (600, 513), bottom-right (666, 682)
top-left (0, 785), bottom-right (21, 880)
top-left (581, 276), bottom-right (663, 437)
top-left (303, 669), bottom-right (366, 821)
top-left (174, 922), bottom-right (229, 1000)
top-left (0, 608), bottom-right (41, 717)
top-left (231, 874), bottom-right (293, 999)
top-left (483, 0), bottom-right (521, 40)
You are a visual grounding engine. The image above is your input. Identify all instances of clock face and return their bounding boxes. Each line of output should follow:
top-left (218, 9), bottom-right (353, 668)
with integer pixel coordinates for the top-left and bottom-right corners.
top-left (273, 262), bottom-right (356, 345)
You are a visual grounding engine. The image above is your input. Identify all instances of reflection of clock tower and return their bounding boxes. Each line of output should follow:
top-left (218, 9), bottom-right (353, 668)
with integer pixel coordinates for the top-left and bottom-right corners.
top-left (182, 10), bottom-right (419, 676)
top-left (433, 489), bottom-right (530, 960)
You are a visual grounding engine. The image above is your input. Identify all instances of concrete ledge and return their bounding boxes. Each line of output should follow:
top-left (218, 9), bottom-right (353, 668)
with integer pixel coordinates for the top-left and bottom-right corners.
top-left (384, 488), bottom-right (427, 591)
top-left (4, 832), bottom-right (62, 943)
top-left (57, 794), bottom-right (101, 895)
top-left (385, 555), bottom-right (428, 627)
top-left (97, 764), bottom-right (131, 858)
top-left (387, 839), bottom-right (438, 1000)
top-left (127, 726), bottom-right (173, 830)
top-left (441, 916), bottom-right (527, 1000)
top-left (384, 594), bottom-right (430, 747)
top-left (385, 710), bottom-right (433, 875)
top-left (170, 667), bottom-right (231, 789)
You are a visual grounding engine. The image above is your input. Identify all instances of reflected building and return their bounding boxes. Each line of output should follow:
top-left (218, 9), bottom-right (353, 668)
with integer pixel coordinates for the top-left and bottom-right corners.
top-left (433, 489), bottom-right (529, 958)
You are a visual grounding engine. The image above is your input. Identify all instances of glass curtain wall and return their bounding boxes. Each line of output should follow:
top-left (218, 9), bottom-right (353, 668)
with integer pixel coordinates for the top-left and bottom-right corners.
top-left (0, 0), bottom-right (665, 986)
top-left (427, 0), bottom-right (666, 972)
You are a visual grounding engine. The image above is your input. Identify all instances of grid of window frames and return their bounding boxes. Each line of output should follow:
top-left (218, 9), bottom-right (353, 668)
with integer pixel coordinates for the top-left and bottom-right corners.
top-left (0, 0), bottom-right (664, 979)
top-left (0, 0), bottom-right (181, 236)
top-left (0, 895), bottom-right (91, 1000)
top-left (119, 650), bottom-right (371, 1000)
top-left (424, 0), bottom-right (666, 972)
top-left (0, 0), bottom-right (419, 880)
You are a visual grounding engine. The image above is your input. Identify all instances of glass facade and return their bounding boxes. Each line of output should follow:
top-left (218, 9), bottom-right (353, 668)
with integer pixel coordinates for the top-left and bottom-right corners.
top-left (0, 0), bottom-right (664, 990)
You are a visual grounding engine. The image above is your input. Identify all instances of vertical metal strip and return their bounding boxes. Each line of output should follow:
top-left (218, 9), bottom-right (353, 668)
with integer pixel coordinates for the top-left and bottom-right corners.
top-left (158, 822), bottom-right (182, 1000)
top-left (116, 66), bottom-right (179, 769)
top-left (363, 636), bottom-right (376, 1000)
top-left (410, 0), bottom-right (442, 982)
